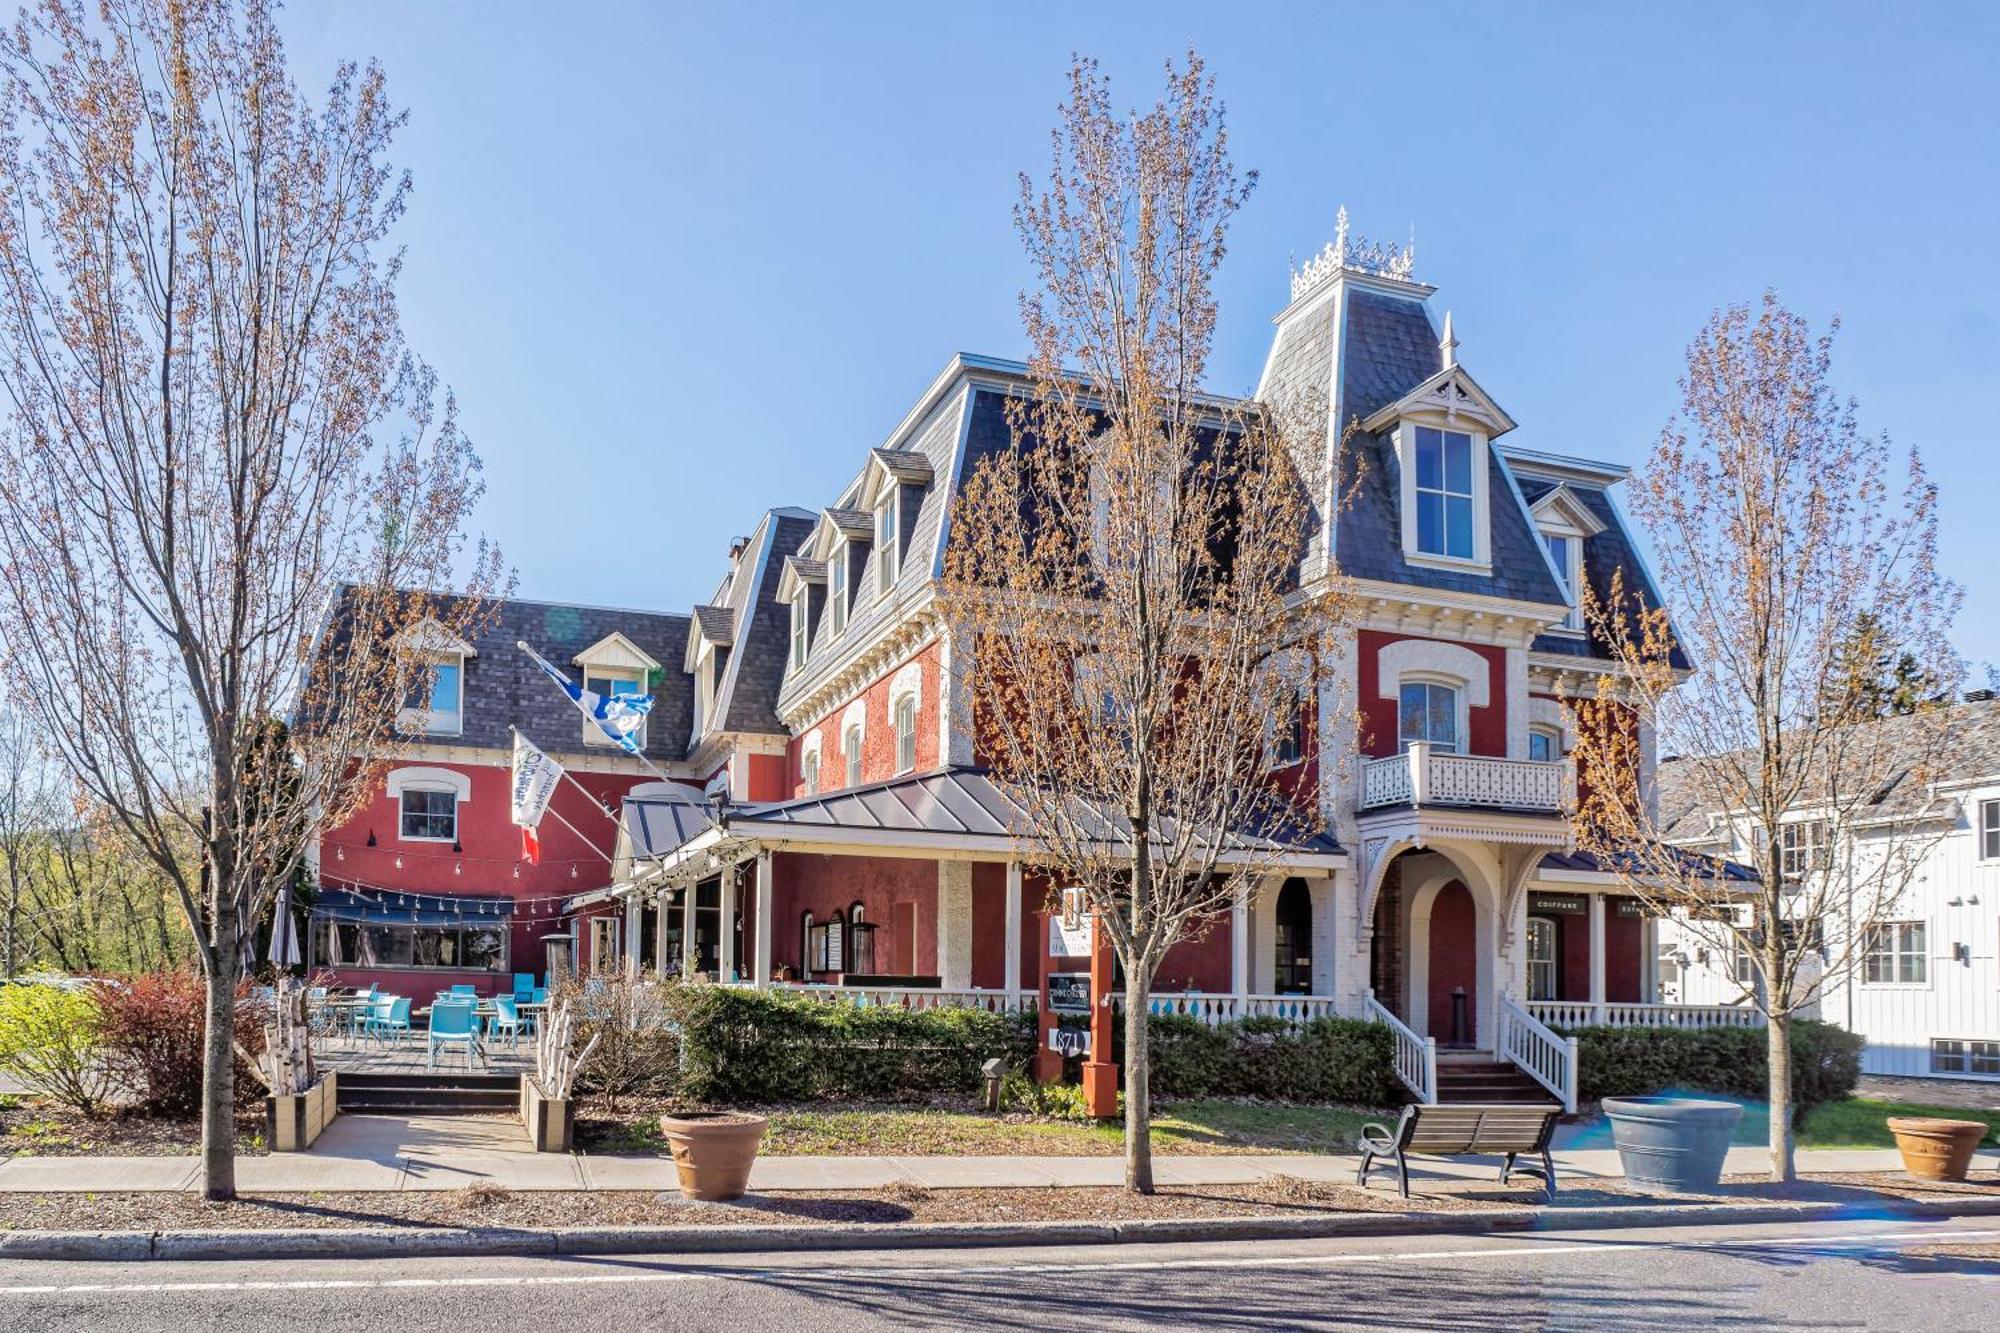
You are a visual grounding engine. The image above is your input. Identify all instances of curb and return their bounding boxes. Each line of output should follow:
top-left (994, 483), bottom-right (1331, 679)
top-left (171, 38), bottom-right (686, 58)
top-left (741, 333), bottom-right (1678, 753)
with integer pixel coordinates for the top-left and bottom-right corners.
top-left (3, 1193), bottom-right (1997, 1263)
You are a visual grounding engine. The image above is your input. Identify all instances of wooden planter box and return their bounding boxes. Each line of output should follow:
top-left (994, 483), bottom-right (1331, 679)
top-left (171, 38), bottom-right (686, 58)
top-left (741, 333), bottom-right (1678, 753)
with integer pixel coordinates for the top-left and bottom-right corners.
top-left (267, 1071), bottom-right (338, 1153)
top-left (520, 1076), bottom-right (573, 1153)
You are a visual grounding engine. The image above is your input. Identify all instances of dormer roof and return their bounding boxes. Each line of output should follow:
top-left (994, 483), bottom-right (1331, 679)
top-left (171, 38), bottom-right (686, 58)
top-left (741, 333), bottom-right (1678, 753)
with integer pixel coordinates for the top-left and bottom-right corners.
top-left (400, 618), bottom-right (478, 658)
top-left (1527, 483), bottom-right (1609, 538)
top-left (572, 631), bottom-right (661, 673)
top-left (870, 448), bottom-right (935, 486)
top-left (1359, 364), bottom-right (1517, 438)
top-left (690, 605), bottom-right (737, 647)
top-left (777, 555), bottom-right (827, 604)
top-left (824, 507), bottom-right (874, 541)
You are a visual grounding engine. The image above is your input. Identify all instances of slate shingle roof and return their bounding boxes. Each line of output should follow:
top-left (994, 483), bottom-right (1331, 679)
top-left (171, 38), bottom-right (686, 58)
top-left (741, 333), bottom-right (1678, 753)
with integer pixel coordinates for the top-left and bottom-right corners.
top-left (1655, 699), bottom-right (2000, 843)
top-left (711, 508), bottom-right (817, 736)
top-left (691, 605), bottom-right (737, 646)
top-left (448, 595), bottom-right (695, 761)
top-left (1511, 473), bottom-right (1693, 671)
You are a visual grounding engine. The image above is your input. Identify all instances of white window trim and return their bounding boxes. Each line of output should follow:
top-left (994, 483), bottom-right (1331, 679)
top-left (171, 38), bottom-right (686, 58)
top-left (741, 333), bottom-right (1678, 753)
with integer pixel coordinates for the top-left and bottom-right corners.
top-left (1979, 798), bottom-right (2000, 861)
top-left (1376, 639), bottom-right (1490, 708)
top-left (801, 750), bottom-right (820, 797)
top-left (843, 723), bottom-right (864, 787)
top-left (388, 769), bottom-right (468, 845)
top-left (1527, 722), bottom-right (1563, 762)
top-left (798, 732), bottom-right (823, 794)
top-left (789, 596), bottom-right (810, 671)
top-left (1395, 421), bottom-right (1491, 572)
top-left (1540, 528), bottom-right (1586, 633)
top-left (397, 653), bottom-right (466, 737)
top-left (1396, 673), bottom-right (1467, 754)
top-left (875, 489), bottom-right (900, 596)
top-left (827, 542), bottom-right (849, 635)
top-left (892, 695), bottom-right (918, 774)
top-left (1860, 918), bottom-right (1930, 989)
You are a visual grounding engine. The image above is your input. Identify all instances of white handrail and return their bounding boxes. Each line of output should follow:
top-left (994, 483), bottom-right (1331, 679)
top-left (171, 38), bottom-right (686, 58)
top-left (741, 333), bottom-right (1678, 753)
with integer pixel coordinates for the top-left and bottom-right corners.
top-left (1498, 993), bottom-right (1576, 1113)
top-left (1365, 987), bottom-right (1436, 1104)
top-left (767, 983), bottom-right (1033, 1014)
top-left (1525, 999), bottom-right (1765, 1030)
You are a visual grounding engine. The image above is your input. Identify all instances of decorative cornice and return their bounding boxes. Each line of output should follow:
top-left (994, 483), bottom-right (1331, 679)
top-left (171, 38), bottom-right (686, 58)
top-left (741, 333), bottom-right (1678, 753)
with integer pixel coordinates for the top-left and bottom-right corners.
top-left (1291, 207), bottom-right (1417, 299)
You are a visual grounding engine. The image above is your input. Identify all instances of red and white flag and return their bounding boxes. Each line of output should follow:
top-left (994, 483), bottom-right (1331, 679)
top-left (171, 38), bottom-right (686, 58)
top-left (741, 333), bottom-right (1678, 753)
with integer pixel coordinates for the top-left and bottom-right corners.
top-left (510, 731), bottom-right (563, 864)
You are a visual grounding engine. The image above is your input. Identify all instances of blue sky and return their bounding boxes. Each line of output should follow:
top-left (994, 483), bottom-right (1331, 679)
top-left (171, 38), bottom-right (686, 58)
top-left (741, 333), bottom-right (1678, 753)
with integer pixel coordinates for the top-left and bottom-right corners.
top-left (279, 3), bottom-right (2000, 665)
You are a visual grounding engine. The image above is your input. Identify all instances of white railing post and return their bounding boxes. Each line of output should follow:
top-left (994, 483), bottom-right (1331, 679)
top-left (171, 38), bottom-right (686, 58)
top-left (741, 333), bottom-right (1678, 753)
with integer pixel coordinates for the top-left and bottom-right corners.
top-left (1423, 1035), bottom-right (1438, 1107)
top-left (1407, 741), bottom-right (1430, 807)
top-left (1563, 1034), bottom-right (1578, 1114)
top-left (1003, 861), bottom-right (1023, 1007)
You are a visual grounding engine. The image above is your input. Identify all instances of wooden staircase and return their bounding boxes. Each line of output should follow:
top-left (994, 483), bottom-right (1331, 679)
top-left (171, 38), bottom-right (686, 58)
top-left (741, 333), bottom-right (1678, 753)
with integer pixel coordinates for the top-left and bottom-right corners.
top-left (1432, 1057), bottom-right (1559, 1106)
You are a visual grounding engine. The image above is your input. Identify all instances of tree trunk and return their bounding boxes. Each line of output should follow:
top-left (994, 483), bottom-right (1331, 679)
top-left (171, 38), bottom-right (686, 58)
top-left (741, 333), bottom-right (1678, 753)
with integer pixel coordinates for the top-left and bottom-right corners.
top-left (1766, 1012), bottom-right (1795, 1185)
top-left (201, 914), bottom-right (240, 1201)
top-left (1123, 969), bottom-right (1153, 1194)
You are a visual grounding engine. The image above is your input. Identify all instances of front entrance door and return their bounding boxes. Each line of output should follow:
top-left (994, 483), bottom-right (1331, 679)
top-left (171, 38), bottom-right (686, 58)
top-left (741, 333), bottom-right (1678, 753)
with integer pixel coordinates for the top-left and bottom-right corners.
top-left (1274, 878), bottom-right (1312, 994)
top-left (1526, 916), bottom-right (1558, 1001)
top-left (1426, 880), bottom-right (1478, 1046)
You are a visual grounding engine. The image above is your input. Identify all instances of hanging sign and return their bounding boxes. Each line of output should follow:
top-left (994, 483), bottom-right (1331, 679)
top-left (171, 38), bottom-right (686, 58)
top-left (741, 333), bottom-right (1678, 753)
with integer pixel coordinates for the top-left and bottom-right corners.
top-left (1528, 892), bottom-right (1588, 916)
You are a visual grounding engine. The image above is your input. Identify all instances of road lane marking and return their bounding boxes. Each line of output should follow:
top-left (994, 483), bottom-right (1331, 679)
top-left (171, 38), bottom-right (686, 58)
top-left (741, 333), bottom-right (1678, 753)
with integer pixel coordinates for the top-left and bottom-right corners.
top-left (3, 1223), bottom-right (1995, 1298)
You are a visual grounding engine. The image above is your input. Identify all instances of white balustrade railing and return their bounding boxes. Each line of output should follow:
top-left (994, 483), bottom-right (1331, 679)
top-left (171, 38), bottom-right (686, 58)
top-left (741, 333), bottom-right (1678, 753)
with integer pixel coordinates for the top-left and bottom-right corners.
top-left (1115, 992), bottom-right (1340, 1028)
top-left (1498, 994), bottom-right (1576, 1113)
top-left (1365, 987), bottom-right (1436, 1104)
top-left (1526, 1000), bottom-right (1766, 1031)
top-left (1358, 742), bottom-right (1568, 812)
top-left (768, 983), bottom-right (1035, 1014)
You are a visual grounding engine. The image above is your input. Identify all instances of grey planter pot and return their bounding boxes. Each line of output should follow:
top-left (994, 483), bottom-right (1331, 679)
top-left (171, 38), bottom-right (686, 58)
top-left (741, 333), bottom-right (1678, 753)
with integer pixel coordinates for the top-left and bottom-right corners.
top-left (1602, 1095), bottom-right (1743, 1194)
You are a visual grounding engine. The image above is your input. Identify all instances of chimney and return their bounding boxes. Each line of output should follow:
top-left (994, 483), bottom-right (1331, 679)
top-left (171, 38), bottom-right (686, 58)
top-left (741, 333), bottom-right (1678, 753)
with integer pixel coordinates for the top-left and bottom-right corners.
top-left (727, 535), bottom-right (749, 562)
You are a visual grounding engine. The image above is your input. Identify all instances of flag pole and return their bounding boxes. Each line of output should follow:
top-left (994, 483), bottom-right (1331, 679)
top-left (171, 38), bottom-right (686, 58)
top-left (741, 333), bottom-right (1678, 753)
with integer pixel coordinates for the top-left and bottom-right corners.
top-left (508, 726), bottom-right (621, 865)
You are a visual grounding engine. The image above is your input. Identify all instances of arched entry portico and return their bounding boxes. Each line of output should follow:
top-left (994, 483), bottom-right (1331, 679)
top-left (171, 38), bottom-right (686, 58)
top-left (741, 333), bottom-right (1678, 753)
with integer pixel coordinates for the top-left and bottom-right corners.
top-left (1368, 846), bottom-right (1507, 1052)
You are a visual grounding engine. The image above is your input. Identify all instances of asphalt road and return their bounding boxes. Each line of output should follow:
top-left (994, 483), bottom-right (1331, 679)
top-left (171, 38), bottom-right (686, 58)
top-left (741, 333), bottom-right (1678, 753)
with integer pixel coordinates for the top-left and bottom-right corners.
top-left (0, 1213), bottom-right (1994, 1331)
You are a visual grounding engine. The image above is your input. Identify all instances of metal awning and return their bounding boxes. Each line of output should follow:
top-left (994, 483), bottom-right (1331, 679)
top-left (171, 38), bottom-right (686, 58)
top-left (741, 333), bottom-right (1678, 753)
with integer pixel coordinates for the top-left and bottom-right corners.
top-left (310, 888), bottom-right (516, 927)
top-left (630, 766), bottom-right (1347, 891)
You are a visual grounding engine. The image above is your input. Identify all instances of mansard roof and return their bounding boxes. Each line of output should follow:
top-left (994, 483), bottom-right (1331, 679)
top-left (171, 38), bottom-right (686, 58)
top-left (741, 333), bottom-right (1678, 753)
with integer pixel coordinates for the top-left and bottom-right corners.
top-left (702, 507), bottom-right (817, 738)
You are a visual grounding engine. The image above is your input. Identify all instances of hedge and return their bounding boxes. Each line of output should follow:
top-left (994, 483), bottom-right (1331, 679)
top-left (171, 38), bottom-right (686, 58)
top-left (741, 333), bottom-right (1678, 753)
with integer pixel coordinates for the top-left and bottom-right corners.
top-left (672, 986), bottom-right (1036, 1104)
top-left (1571, 1019), bottom-right (1862, 1119)
top-left (1138, 1013), bottom-right (1401, 1106)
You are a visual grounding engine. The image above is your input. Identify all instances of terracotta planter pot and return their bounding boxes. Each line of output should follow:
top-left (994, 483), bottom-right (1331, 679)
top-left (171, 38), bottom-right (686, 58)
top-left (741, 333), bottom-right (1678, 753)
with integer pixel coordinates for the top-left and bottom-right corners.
top-left (659, 1111), bottom-right (767, 1201)
top-left (1887, 1117), bottom-right (1988, 1182)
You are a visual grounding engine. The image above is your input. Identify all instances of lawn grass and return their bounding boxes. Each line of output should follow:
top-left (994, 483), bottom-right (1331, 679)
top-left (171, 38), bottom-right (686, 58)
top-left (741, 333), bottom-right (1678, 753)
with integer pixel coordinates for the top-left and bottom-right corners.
top-left (743, 1099), bottom-right (1378, 1158)
top-left (1696, 1097), bottom-right (2000, 1149)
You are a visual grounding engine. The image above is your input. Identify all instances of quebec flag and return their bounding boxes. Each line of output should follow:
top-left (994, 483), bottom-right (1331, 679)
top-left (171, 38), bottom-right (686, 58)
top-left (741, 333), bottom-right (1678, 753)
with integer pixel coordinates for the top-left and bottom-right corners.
top-left (517, 640), bottom-right (655, 756)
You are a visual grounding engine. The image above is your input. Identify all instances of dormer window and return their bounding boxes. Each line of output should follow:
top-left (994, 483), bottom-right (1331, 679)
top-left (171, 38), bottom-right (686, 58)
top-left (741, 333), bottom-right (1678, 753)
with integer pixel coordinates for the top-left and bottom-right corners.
top-left (578, 632), bottom-right (661, 749)
top-left (1526, 483), bottom-right (1608, 634)
top-left (875, 490), bottom-right (899, 595)
top-left (1542, 532), bottom-right (1582, 630)
top-left (395, 620), bottom-right (476, 737)
top-left (828, 546), bottom-right (848, 634)
top-left (1413, 428), bottom-right (1476, 560)
top-left (790, 597), bottom-right (810, 669)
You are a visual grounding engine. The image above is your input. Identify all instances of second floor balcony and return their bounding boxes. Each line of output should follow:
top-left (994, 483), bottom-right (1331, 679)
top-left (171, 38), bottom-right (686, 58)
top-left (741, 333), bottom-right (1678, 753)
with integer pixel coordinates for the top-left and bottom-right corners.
top-left (1359, 741), bottom-right (1570, 815)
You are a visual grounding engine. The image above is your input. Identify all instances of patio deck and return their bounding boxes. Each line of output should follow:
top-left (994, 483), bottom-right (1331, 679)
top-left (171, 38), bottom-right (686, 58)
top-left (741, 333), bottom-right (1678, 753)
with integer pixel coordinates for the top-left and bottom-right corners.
top-left (317, 1038), bottom-right (531, 1077)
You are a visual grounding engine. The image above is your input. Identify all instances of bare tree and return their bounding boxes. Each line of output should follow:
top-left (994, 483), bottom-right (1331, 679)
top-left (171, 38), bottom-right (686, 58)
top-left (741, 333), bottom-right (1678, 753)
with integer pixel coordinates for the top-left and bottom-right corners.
top-left (1569, 293), bottom-right (1959, 1183)
top-left (0, 710), bottom-right (55, 977)
top-left (940, 52), bottom-right (1349, 1194)
top-left (0, 0), bottom-right (501, 1198)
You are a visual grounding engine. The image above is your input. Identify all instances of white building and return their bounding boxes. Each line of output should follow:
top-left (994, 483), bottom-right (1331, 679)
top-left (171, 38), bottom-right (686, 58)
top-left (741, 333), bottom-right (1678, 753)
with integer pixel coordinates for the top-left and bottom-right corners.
top-left (1658, 697), bottom-right (2000, 1083)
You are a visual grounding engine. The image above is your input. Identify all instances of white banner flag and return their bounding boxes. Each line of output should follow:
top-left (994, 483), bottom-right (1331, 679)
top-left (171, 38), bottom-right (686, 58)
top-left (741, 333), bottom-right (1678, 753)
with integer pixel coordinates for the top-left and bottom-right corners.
top-left (511, 731), bottom-right (564, 862)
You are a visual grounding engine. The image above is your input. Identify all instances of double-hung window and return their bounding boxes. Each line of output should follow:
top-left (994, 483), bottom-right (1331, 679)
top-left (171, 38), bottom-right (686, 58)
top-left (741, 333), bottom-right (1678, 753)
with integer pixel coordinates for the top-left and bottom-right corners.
top-left (828, 553), bottom-right (847, 635)
top-left (399, 788), bottom-right (457, 842)
top-left (1528, 724), bottom-right (1561, 762)
top-left (844, 723), bottom-right (863, 788)
top-left (790, 597), bottom-right (809, 670)
top-left (1863, 920), bottom-right (1927, 985)
top-left (1397, 681), bottom-right (1459, 753)
top-left (1981, 799), bottom-right (2000, 860)
top-left (1779, 820), bottom-right (1828, 879)
top-left (402, 657), bottom-right (464, 735)
top-left (801, 751), bottom-right (820, 797)
top-left (875, 492), bottom-right (899, 595)
top-left (893, 695), bottom-right (918, 774)
top-left (1542, 532), bottom-right (1584, 630)
top-left (1413, 428), bottom-right (1476, 560)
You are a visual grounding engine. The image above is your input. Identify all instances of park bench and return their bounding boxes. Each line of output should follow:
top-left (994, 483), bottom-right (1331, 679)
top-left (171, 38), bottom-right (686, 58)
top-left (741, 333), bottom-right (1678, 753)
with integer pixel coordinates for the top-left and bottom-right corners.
top-left (1356, 1102), bottom-right (1561, 1200)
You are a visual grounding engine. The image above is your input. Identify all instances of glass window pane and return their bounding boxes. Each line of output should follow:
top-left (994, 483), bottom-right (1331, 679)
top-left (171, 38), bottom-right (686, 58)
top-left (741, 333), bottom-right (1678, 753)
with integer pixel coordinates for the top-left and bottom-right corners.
top-left (1427, 686), bottom-right (1456, 749)
top-left (429, 663), bottom-right (460, 712)
top-left (1443, 433), bottom-right (1472, 493)
top-left (1416, 492), bottom-right (1442, 554)
top-left (1399, 684), bottom-right (1426, 740)
top-left (1414, 428), bottom-right (1442, 489)
top-left (1446, 496), bottom-right (1474, 559)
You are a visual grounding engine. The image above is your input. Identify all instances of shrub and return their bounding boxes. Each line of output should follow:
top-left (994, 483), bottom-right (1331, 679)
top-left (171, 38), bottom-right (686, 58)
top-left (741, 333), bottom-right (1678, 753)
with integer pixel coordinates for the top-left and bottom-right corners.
top-left (999, 1071), bottom-right (1098, 1121)
top-left (671, 985), bottom-right (1035, 1104)
top-left (1142, 1013), bottom-right (1400, 1106)
top-left (1572, 1019), bottom-right (1863, 1120)
top-left (90, 971), bottom-right (266, 1116)
top-left (0, 981), bottom-right (111, 1114)
top-left (559, 975), bottom-right (680, 1110)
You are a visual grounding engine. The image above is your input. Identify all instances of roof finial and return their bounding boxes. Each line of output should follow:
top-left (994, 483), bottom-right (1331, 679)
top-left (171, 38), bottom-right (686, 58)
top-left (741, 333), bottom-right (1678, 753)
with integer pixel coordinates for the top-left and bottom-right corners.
top-left (1440, 310), bottom-right (1458, 369)
top-left (1290, 206), bottom-right (1418, 300)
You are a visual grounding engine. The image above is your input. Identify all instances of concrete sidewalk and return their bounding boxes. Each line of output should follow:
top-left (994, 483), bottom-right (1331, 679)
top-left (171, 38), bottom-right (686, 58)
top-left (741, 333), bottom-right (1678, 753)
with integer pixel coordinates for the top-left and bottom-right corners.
top-left (0, 1113), bottom-right (1992, 1194)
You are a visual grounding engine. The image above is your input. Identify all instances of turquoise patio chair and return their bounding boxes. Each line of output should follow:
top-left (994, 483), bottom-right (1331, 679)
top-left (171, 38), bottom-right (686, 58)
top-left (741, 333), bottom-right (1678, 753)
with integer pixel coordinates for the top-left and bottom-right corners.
top-left (428, 1000), bottom-right (480, 1069)
top-left (512, 972), bottom-right (535, 1001)
top-left (527, 986), bottom-right (549, 1035)
top-left (367, 994), bottom-right (411, 1045)
top-left (449, 984), bottom-right (477, 999)
top-left (488, 995), bottom-right (523, 1050)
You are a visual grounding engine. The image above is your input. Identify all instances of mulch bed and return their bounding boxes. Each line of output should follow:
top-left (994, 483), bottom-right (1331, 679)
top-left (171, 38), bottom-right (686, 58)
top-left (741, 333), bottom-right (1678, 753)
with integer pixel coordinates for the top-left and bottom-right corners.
top-left (0, 1171), bottom-right (1990, 1234)
top-left (0, 1100), bottom-right (266, 1157)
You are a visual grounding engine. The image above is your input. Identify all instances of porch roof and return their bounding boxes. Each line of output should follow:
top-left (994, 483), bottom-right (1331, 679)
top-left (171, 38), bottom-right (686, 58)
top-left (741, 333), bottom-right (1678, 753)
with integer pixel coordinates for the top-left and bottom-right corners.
top-left (1538, 846), bottom-right (1759, 884)
top-left (624, 765), bottom-right (1346, 887)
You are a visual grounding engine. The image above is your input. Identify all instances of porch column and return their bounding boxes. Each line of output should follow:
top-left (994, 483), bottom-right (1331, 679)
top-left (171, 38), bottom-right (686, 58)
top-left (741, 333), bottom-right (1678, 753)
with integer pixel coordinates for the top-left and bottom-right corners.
top-left (937, 860), bottom-right (973, 990)
top-left (651, 895), bottom-right (667, 975)
top-left (623, 895), bottom-right (642, 977)
top-left (1230, 881), bottom-right (1250, 1002)
top-left (1004, 861), bottom-right (1023, 1001)
top-left (719, 869), bottom-right (739, 983)
top-left (681, 880), bottom-right (698, 978)
top-left (753, 851), bottom-right (774, 990)
top-left (1588, 892), bottom-right (1607, 1021)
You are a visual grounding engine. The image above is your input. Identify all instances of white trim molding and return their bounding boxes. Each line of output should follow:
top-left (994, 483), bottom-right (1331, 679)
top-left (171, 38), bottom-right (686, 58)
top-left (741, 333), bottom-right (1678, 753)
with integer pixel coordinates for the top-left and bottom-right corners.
top-left (385, 766), bottom-right (473, 804)
top-left (1377, 639), bottom-right (1491, 709)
